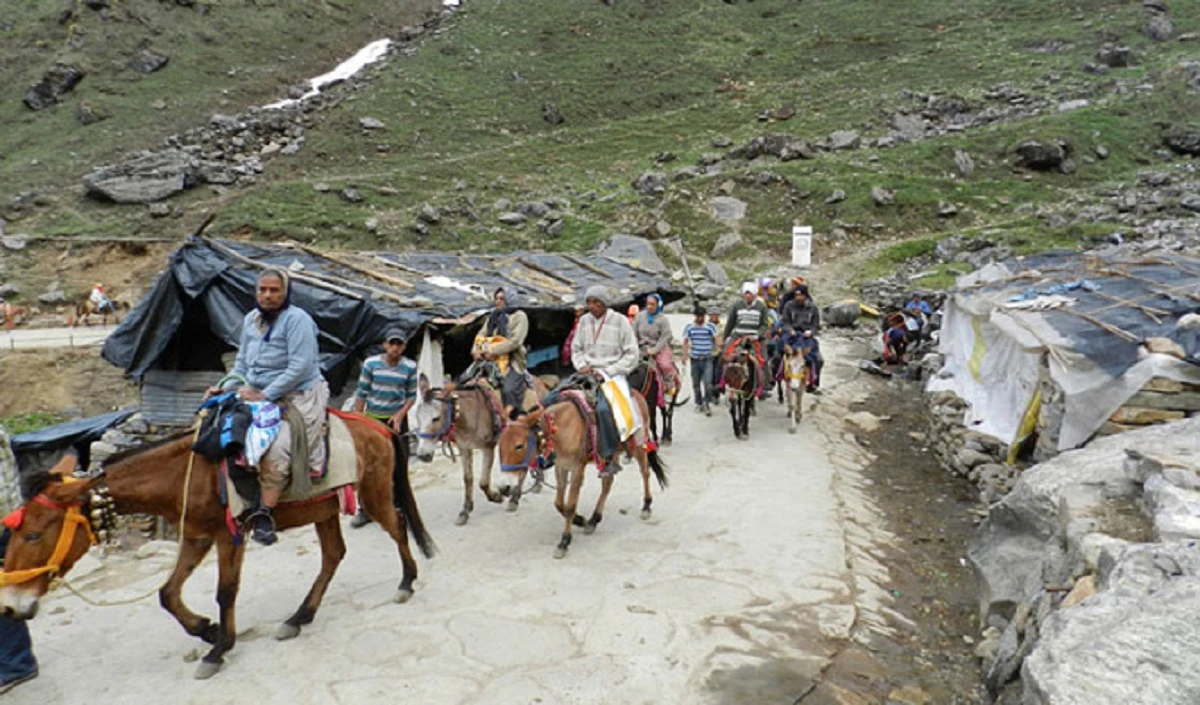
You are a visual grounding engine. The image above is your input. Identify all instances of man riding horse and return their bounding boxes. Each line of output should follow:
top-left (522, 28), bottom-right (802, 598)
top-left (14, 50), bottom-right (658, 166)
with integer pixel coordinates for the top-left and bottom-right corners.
top-left (570, 284), bottom-right (641, 474)
top-left (779, 285), bottom-right (823, 393)
top-left (467, 287), bottom-right (530, 418)
top-left (722, 282), bottom-right (769, 378)
top-left (204, 269), bottom-right (328, 546)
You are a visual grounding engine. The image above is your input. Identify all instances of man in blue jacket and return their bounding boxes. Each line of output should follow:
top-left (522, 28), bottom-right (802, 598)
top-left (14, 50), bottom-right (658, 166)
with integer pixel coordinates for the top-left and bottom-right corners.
top-left (209, 269), bottom-right (327, 546)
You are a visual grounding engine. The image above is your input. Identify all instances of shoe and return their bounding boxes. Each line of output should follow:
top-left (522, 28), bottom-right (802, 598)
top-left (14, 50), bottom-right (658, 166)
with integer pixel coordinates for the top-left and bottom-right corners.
top-left (0, 669), bottom-right (38, 694)
top-left (350, 509), bottom-right (373, 528)
top-left (249, 507), bottom-right (277, 546)
top-left (705, 404), bottom-right (713, 417)
top-left (601, 456), bottom-right (623, 477)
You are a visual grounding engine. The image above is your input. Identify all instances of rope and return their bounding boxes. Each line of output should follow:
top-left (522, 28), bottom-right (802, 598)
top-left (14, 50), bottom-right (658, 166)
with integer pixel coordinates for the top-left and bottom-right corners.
top-left (52, 417), bottom-right (204, 607)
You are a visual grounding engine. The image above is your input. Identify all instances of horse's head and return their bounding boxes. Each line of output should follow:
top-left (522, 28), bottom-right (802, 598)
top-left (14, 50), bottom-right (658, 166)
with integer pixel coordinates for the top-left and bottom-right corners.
top-left (724, 359), bottom-right (748, 392)
top-left (1, 456), bottom-right (100, 620)
top-left (497, 408), bottom-right (544, 474)
top-left (410, 387), bottom-right (452, 463)
top-left (786, 352), bottom-right (807, 390)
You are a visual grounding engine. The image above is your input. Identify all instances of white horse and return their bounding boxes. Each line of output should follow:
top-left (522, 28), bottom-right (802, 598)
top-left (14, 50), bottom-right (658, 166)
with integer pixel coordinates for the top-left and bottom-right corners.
top-left (783, 351), bottom-right (809, 433)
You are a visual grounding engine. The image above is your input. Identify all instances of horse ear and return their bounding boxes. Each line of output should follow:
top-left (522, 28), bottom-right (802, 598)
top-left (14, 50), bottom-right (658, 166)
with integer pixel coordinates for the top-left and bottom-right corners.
top-left (46, 453), bottom-right (78, 478)
top-left (519, 407), bottom-right (545, 424)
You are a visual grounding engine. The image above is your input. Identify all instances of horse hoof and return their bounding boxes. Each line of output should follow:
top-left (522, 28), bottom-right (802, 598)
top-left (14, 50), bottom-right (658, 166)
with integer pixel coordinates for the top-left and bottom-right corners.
top-left (276, 623), bottom-right (301, 641)
top-left (506, 501), bottom-right (519, 513)
top-left (455, 512), bottom-right (470, 526)
top-left (194, 661), bottom-right (222, 680)
top-left (788, 425), bottom-right (796, 434)
top-left (738, 435), bottom-right (749, 442)
top-left (661, 439), bottom-right (672, 446)
top-left (530, 483), bottom-right (544, 495)
top-left (639, 508), bottom-right (652, 520)
top-left (553, 547), bottom-right (568, 559)
top-left (394, 588), bottom-right (414, 604)
top-left (583, 523), bottom-right (597, 535)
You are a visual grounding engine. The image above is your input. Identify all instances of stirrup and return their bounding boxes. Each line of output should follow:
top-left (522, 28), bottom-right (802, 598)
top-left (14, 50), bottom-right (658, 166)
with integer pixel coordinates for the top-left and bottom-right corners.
top-left (248, 507), bottom-right (277, 546)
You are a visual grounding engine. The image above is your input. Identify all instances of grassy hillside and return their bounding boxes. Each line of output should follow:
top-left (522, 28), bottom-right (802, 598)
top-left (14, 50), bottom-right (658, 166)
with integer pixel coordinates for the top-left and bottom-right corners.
top-left (2, 0), bottom-right (1198, 289)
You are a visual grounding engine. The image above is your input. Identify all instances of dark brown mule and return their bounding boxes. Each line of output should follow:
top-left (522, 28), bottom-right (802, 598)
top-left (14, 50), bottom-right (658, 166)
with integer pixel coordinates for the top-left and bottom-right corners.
top-left (724, 345), bottom-right (760, 440)
top-left (497, 390), bottom-right (667, 559)
top-left (627, 358), bottom-right (686, 446)
top-left (413, 375), bottom-right (548, 524)
top-left (0, 416), bottom-right (433, 680)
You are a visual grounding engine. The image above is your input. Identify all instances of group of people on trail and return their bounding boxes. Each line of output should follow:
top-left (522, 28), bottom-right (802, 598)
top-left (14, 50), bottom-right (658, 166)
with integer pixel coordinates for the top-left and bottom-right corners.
top-left (883, 292), bottom-right (934, 366)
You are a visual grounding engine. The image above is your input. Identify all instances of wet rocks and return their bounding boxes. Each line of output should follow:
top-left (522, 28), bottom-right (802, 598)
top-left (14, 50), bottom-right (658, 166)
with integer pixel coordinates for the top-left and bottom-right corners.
top-left (24, 63), bottom-right (85, 110)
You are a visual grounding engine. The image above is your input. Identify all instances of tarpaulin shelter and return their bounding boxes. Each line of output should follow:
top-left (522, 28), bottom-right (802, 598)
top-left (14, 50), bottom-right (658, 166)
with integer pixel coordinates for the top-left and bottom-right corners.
top-left (10, 408), bottom-right (136, 474)
top-left (930, 250), bottom-right (1200, 454)
top-left (103, 237), bottom-right (683, 397)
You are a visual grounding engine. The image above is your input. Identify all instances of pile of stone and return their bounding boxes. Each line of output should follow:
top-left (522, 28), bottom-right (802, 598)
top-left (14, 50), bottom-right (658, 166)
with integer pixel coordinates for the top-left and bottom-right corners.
top-left (925, 390), bottom-right (1015, 502)
top-left (969, 418), bottom-right (1200, 703)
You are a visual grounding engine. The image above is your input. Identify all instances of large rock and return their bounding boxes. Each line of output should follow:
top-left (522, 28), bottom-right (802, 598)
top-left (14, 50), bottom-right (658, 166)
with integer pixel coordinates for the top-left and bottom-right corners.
top-left (888, 113), bottom-right (926, 141)
top-left (711, 232), bottom-right (743, 258)
top-left (82, 150), bottom-right (199, 203)
top-left (823, 301), bottom-right (861, 327)
top-left (128, 49), bottom-right (169, 74)
top-left (954, 149), bottom-right (975, 178)
top-left (1164, 131), bottom-right (1200, 157)
top-left (23, 63), bottom-right (85, 110)
top-left (1143, 13), bottom-right (1174, 42)
top-left (727, 134), bottom-right (814, 161)
top-left (870, 186), bottom-right (895, 206)
top-left (1095, 44), bottom-right (1132, 68)
top-left (599, 235), bottom-right (666, 273)
top-left (1022, 543), bottom-right (1200, 704)
top-left (826, 130), bottom-right (861, 151)
top-left (1013, 140), bottom-right (1069, 171)
top-left (710, 196), bottom-right (747, 221)
top-left (704, 261), bottom-right (729, 286)
top-left (631, 171), bottom-right (667, 196)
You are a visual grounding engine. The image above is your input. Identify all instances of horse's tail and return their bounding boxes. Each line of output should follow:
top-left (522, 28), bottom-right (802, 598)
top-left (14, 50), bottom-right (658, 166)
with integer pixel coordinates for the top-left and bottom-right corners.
top-left (391, 432), bottom-right (436, 558)
top-left (647, 449), bottom-right (668, 490)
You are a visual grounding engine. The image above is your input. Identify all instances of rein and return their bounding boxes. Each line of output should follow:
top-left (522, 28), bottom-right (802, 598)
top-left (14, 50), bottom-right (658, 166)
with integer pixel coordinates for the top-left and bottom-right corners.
top-left (417, 394), bottom-right (457, 444)
top-left (0, 489), bottom-right (96, 587)
top-left (500, 423), bottom-right (540, 473)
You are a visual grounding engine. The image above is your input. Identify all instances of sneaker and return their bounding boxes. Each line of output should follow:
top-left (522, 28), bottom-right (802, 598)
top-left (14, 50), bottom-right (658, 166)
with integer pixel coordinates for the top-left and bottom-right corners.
top-left (350, 508), bottom-right (373, 529)
top-left (0, 669), bottom-right (38, 695)
top-left (249, 508), bottom-right (277, 546)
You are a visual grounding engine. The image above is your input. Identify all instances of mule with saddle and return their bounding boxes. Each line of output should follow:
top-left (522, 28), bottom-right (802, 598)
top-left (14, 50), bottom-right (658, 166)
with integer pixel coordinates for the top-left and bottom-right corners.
top-left (497, 372), bottom-right (667, 559)
top-left (0, 389), bottom-right (434, 680)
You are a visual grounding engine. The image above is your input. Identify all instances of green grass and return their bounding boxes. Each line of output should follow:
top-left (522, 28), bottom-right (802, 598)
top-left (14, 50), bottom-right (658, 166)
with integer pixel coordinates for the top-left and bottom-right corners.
top-left (1, 411), bottom-right (65, 435)
top-left (3, 0), bottom-right (1199, 282)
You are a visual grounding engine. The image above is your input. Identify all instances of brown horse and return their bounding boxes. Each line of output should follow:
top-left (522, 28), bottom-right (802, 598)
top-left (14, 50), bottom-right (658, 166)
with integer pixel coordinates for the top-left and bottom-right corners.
top-left (627, 358), bottom-right (686, 446)
top-left (2, 302), bottom-right (27, 332)
top-left (724, 343), bottom-right (760, 440)
top-left (497, 389), bottom-right (667, 559)
top-left (0, 415), bottom-right (433, 680)
top-left (412, 375), bottom-right (549, 524)
top-left (72, 297), bottom-right (130, 327)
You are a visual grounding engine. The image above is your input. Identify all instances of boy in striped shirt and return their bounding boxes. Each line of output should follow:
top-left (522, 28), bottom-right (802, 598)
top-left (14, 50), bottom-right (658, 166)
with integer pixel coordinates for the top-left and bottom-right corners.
top-left (351, 328), bottom-right (418, 527)
top-left (682, 306), bottom-right (720, 415)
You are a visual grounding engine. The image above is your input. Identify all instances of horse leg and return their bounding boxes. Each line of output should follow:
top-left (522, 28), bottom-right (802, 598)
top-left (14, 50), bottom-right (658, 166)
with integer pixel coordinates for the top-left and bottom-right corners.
top-left (730, 396), bottom-right (740, 439)
top-left (743, 398), bottom-right (753, 438)
top-left (553, 463), bottom-right (568, 518)
top-left (194, 537), bottom-right (244, 680)
top-left (457, 449), bottom-right (474, 525)
top-left (639, 450), bottom-right (654, 519)
top-left (158, 536), bottom-right (220, 645)
top-left (555, 461), bottom-right (585, 559)
top-left (584, 472), bottom-right (614, 535)
top-left (277, 514), bottom-right (345, 641)
top-left (662, 397), bottom-right (674, 445)
top-left (507, 467), bottom-right (526, 512)
top-left (479, 445), bottom-right (504, 505)
top-left (359, 458), bottom-right (420, 602)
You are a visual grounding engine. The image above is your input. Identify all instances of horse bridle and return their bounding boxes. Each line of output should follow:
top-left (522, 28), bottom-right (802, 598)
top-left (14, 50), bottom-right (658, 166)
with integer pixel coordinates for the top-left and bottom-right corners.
top-left (416, 394), bottom-right (457, 444)
top-left (0, 481), bottom-right (118, 587)
top-left (500, 422), bottom-right (541, 473)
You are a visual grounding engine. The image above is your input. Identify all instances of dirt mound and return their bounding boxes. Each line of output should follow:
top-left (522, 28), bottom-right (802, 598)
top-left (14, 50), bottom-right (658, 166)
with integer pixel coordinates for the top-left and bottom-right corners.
top-left (0, 349), bottom-right (137, 419)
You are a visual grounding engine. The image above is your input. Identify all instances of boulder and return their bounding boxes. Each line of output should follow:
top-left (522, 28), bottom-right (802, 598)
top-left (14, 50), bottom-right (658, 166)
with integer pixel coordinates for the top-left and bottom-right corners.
top-left (870, 186), bottom-right (895, 206)
top-left (1, 235), bottom-right (28, 251)
top-left (631, 171), bottom-right (667, 196)
top-left (599, 235), bottom-right (666, 273)
top-left (1014, 140), bottom-right (1069, 170)
top-left (1164, 131), bottom-right (1200, 157)
top-left (694, 282), bottom-right (725, 300)
top-left (417, 204), bottom-right (441, 224)
top-left (23, 63), bottom-right (85, 110)
top-left (358, 117), bottom-right (386, 130)
top-left (824, 189), bottom-right (846, 204)
top-left (1095, 44), bottom-right (1132, 68)
top-left (1181, 195), bottom-right (1200, 213)
top-left (888, 113), bottom-right (926, 141)
top-left (710, 196), bottom-right (748, 221)
top-left (826, 130), bottom-right (861, 151)
top-left (82, 150), bottom-right (198, 203)
top-left (497, 212), bottom-right (527, 226)
top-left (129, 50), bottom-right (169, 74)
top-left (77, 100), bottom-right (110, 125)
top-left (726, 134), bottom-right (814, 161)
top-left (541, 101), bottom-right (564, 125)
top-left (704, 261), bottom-right (729, 286)
top-left (823, 301), bottom-right (861, 327)
top-left (1023, 543), bottom-right (1200, 705)
top-left (954, 149), bottom-right (975, 178)
top-left (1143, 13), bottom-right (1174, 42)
top-left (711, 232), bottom-right (743, 258)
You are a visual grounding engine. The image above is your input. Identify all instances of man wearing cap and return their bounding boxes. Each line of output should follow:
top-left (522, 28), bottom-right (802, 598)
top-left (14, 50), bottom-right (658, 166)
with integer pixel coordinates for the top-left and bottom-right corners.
top-left (471, 287), bottom-right (530, 417)
top-left (780, 285), bottom-right (824, 392)
top-left (571, 285), bottom-right (641, 470)
top-left (682, 305), bottom-right (720, 415)
top-left (722, 282), bottom-right (770, 370)
top-left (349, 328), bottom-right (419, 528)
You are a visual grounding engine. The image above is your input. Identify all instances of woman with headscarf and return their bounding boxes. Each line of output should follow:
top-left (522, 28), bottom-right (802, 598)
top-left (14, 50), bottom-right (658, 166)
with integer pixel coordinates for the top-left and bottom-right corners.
top-left (213, 268), bottom-right (327, 546)
top-left (633, 293), bottom-right (680, 396)
top-left (472, 287), bottom-right (530, 415)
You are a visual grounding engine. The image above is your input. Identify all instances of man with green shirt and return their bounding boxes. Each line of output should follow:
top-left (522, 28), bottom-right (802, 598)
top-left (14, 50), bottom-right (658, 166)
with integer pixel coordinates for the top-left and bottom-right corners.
top-left (350, 328), bottom-right (419, 528)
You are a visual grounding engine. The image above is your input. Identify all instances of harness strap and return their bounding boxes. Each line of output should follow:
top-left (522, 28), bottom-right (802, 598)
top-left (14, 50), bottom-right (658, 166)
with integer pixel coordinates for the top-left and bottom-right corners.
top-left (0, 504), bottom-right (94, 587)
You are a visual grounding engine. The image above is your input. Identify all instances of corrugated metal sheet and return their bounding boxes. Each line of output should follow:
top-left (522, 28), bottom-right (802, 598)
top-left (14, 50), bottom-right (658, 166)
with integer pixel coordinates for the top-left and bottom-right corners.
top-left (142, 370), bottom-right (217, 427)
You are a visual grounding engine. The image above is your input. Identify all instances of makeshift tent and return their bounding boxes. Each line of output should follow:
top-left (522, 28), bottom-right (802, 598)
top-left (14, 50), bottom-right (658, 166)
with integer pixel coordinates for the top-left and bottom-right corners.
top-left (103, 237), bottom-right (683, 392)
top-left (930, 250), bottom-right (1200, 453)
top-left (10, 408), bottom-right (136, 474)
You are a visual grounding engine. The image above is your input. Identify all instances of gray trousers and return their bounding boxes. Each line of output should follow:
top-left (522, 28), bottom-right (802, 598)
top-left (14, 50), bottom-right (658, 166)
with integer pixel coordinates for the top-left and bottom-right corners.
top-left (264, 379), bottom-right (330, 491)
top-left (690, 357), bottom-right (714, 405)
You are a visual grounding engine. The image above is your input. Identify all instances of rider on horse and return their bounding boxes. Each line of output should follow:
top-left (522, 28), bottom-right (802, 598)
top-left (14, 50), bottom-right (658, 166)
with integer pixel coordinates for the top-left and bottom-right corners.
top-left (89, 282), bottom-right (113, 314)
top-left (779, 285), bottom-right (823, 392)
top-left (468, 287), bottom-right (530, 418)
top-left (722, 282), bottom-right (769, 371)
top-left (633, 293), bottom-right (679, 398)
top-left (570, 285), bottom-right (641, 474)
top-left (205, 269), bottom-right (328, 546)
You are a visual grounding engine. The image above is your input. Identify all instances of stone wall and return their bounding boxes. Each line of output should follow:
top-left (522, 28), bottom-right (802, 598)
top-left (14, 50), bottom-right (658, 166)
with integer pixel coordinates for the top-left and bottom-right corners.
top-left (926, 390), bottom-right (1014, 503)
